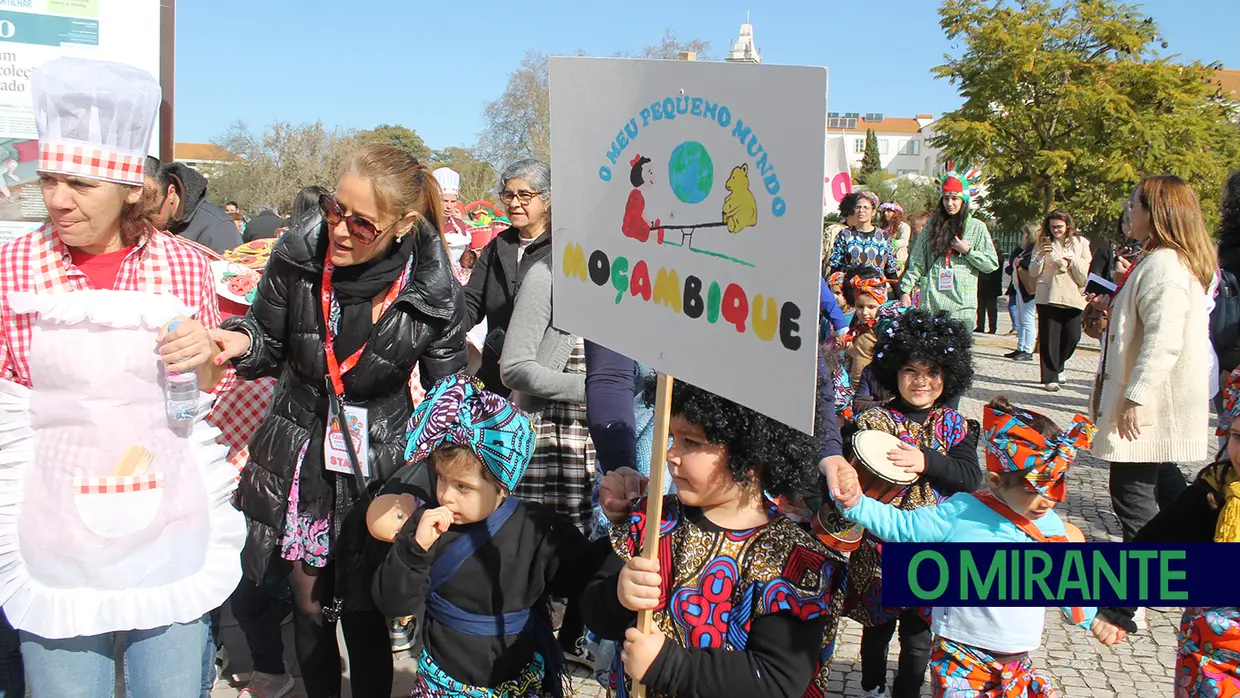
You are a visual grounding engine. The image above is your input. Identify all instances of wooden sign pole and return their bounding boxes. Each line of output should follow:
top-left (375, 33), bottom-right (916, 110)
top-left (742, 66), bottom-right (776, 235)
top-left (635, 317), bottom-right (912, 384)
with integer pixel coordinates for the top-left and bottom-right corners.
top-left (632, 372), bottom-right (673, 698)
top-left (631, 49), bottom-right (696, 698)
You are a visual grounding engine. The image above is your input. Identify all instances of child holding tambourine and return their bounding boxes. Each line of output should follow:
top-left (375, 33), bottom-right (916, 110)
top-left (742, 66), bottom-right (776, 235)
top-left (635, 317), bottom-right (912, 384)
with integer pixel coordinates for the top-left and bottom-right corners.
top-left (829, 396), bottom-right (1111, 697)
top-left (842, 307), bottom-right (984, 698)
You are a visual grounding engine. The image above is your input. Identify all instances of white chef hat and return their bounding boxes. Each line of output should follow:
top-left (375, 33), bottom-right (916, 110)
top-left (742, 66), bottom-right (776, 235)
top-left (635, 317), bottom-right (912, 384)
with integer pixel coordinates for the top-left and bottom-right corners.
top-left (432, 167), bottom-right (460, 197)
top-left (32, 57), bottom-right (161, 186)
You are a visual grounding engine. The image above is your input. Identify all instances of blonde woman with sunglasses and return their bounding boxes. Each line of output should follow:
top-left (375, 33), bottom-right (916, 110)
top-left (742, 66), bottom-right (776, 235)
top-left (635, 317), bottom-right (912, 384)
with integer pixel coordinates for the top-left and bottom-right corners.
top-left (211, 143), bottom-right (467, 698)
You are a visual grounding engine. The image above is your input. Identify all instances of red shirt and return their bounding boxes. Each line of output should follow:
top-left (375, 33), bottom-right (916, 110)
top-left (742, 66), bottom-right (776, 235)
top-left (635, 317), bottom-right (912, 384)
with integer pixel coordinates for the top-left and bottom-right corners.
top-left (68, 245), bottom-right (135, 291)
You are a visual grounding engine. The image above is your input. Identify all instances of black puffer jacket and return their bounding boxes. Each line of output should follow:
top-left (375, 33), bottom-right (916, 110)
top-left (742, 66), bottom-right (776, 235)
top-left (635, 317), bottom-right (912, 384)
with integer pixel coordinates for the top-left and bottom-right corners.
top-left (222, 212), bottom-right (467, 609)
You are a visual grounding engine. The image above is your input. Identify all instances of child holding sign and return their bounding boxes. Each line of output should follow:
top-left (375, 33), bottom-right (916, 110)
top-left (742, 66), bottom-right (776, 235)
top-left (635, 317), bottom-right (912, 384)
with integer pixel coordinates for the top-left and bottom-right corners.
top-left (829, 397), bottom-right (1112, 696)
top-left (369, 374), bottom-right (606, 698)
top-left (583, 380), bottom-right (847, 698)
top-left (840, 307), bottom-right (983, 698)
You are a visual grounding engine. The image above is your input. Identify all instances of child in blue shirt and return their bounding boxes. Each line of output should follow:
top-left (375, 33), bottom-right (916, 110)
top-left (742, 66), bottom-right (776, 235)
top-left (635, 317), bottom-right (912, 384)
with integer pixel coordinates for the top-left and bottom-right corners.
top-left (829, 396), bottom-right (1112, 697)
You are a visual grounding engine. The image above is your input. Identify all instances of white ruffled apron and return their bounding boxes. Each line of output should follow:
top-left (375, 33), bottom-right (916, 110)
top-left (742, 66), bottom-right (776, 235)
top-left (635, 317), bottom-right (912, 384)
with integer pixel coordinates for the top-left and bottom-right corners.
top-left (0, 290), bottom-right (245, 639)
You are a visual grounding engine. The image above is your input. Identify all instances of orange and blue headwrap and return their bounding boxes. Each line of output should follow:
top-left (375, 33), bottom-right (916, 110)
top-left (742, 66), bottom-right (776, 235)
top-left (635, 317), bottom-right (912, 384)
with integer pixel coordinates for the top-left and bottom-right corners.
top-left (850, 275), bottom-right (889, 305)
top-left (983, 405), bottom-right (1097, 502)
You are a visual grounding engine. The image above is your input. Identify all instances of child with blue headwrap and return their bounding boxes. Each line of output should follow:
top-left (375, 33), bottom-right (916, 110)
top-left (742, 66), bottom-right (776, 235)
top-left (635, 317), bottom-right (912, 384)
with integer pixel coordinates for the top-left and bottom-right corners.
top-left (368, 374), bottom-right (610, 698)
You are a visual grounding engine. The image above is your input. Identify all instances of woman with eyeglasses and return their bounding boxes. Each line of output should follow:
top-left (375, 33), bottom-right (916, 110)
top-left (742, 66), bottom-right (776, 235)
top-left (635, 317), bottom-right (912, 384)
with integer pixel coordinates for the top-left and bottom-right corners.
top-left (211, 143), bottom-right (467, 698)
top-left (462, 159), bottom-right (553, 397)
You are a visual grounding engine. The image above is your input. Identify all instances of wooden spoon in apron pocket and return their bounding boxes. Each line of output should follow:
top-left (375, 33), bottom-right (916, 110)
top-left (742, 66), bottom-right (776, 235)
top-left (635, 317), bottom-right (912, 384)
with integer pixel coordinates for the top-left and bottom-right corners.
top-left (111, 445), bottom-right (154, 478)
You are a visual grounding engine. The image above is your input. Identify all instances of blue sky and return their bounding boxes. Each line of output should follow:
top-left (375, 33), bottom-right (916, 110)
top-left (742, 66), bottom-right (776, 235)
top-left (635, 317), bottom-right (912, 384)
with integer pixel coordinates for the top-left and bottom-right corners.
top-left (176, 0), bottom-right (1239, 150)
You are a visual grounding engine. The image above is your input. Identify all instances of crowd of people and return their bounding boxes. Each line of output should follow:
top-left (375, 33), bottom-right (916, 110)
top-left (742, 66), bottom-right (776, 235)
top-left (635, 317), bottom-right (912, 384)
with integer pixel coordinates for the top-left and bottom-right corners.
top-left (0, 55), bottom-right (1235, 698)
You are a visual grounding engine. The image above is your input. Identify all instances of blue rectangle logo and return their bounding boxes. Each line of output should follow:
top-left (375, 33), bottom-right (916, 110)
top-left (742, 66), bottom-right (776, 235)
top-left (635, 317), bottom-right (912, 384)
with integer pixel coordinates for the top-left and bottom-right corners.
top-left (0, 11), bottom-right (99, 47)
top-left (880, 543), bottom-right (1240, 607)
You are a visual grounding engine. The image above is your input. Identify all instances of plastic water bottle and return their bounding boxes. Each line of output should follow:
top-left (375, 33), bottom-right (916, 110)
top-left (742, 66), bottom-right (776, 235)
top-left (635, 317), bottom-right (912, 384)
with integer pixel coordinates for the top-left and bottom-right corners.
top-left (164, 320), bottom-right (199, 423)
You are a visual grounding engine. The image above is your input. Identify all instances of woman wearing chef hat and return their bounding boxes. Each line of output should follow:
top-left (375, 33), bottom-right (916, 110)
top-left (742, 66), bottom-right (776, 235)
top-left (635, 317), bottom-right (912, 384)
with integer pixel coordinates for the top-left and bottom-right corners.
top-left (0, 57), bottom-right (244, 696)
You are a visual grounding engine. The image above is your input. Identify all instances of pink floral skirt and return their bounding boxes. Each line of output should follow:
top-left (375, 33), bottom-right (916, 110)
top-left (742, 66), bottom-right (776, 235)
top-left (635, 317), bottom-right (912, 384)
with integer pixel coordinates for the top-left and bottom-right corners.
top-left (279, 441), bottom-right (332, 567)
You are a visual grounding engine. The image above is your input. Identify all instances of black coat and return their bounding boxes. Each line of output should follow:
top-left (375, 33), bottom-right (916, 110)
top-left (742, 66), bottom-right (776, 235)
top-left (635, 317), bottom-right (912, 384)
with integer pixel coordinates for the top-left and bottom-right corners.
top-left (462, 226), bottom-right (552, 395)
top-left (222, 212), bottom-right (467, 608)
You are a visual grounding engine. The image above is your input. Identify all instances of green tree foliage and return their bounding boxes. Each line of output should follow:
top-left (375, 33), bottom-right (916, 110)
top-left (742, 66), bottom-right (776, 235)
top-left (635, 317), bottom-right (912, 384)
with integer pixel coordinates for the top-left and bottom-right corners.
top-left (868, 174), bottom-right (942, 217)
top-left (356, 124), bottom-right (431, 163)
top-left (860, 129), bottom-right (883, 177)
top-left (932, 0), bottom-right (1240, 234)
top-left (209, 120), bottom-right (356, 213)
top-left (431, 147), bottom-right (498, 204)
top-left (478, 50), bottom-right (551, 169)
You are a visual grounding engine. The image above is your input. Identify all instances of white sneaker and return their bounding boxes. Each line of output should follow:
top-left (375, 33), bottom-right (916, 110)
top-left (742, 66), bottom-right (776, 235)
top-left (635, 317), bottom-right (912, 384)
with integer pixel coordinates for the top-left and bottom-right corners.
top-left (861, 688), bottom-right (887, 697)
top-left (1043, 382), bottom-right (1060, 392)
top-left (1133, 606), bottom-right (1148, 630)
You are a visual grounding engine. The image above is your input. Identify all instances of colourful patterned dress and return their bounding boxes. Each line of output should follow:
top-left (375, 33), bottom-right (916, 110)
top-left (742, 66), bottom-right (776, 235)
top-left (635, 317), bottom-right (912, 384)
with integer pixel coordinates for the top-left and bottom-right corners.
top-left (1177, 607), bottom-right (1240, 698)
top-left (608, 496), bottom-right (848, 698)
top-left (844, 405), bottom-right (970, 626)
top-left (828, 227), bottom-right (900, 282)
top-left (929, 638), bottom-right (1061, 697)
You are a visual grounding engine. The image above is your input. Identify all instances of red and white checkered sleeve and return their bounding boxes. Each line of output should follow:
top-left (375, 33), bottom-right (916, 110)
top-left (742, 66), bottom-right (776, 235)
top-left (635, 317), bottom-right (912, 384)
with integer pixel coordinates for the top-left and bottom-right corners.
top-left (197, 263), bottom-right (237, 395)
top-left (0, 239), bottom-right (31, 384)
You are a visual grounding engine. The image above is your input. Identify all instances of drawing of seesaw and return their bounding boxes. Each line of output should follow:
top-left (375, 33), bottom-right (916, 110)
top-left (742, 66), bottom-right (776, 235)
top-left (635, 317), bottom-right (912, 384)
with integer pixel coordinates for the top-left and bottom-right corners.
top-left (650, 221), bottom-right (728, 248)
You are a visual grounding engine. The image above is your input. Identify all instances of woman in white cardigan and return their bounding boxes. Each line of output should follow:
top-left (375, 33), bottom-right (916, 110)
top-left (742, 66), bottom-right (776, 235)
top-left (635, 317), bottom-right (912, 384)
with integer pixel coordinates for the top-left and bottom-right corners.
top-left (1089, 175), bottom-right (1218, 542)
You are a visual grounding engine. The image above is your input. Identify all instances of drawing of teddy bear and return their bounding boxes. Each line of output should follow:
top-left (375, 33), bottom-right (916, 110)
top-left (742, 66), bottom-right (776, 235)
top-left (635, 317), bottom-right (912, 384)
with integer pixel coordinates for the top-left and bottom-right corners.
top-left (722, 164), bottom-right (758, 233)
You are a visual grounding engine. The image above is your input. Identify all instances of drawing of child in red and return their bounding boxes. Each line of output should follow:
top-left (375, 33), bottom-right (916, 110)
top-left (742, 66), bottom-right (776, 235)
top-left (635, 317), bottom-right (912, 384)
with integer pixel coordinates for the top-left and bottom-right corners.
top-left (622, 154), bottom-right (662, 244)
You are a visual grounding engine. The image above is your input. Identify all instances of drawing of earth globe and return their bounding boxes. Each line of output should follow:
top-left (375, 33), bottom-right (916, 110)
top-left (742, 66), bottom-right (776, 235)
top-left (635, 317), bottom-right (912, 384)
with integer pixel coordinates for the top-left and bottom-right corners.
top-left (668, 141), bottom-right (713, 204)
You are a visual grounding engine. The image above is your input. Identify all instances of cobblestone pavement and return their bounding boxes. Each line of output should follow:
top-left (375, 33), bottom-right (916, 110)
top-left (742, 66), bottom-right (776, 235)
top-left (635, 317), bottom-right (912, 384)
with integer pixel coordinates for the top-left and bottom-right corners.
top-left (214, 314), bottom-right (1192, 697)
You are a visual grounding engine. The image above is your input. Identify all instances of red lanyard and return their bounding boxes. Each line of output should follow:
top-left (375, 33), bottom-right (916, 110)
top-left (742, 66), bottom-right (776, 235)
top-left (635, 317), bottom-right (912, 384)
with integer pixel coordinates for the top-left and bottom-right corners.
top-left (944, 248), bottom-right (953, 268)
top-left (320, 263), bottom-right (405, 396)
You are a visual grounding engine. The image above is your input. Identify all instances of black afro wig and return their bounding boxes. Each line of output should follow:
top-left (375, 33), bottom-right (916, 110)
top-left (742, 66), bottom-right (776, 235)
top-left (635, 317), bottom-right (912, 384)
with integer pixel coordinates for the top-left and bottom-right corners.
top-left (869, 307), bottom-right (974, 405)
top-left (643, 378), bottom-right (824, 499)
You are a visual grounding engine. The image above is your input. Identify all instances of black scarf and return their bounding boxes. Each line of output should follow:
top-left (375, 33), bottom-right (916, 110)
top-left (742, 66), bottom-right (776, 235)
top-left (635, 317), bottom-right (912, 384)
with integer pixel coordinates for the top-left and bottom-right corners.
top-left (328, 232), bottom-right (416, 361)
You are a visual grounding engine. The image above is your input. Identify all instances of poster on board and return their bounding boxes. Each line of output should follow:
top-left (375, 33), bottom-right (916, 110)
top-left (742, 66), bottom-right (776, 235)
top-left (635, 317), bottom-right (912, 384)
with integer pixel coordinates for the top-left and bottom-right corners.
top-left (0, 0), bottom-right (162, 245)
top-left (823, 137), bottom-right (853, 215)
top-left (549, 57), bottom-right (827, 433)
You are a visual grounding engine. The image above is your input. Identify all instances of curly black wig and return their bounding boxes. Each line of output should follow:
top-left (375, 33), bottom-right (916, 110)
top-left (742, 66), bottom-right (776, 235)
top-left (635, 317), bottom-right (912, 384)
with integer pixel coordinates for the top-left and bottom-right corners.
top-left (869, 307), bottom-right (974, 405)
top-left (1217, 169), bottom-right (1240, 270)
top-left (839, 191), bottom-right (865, 219)
top-left (643, 378), bottom-right (824, 499)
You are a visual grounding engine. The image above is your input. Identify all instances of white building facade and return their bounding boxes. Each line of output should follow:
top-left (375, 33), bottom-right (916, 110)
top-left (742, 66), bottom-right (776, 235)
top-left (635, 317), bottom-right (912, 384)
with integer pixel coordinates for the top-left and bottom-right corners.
top-left (826, 113), bottom-right (943, 176)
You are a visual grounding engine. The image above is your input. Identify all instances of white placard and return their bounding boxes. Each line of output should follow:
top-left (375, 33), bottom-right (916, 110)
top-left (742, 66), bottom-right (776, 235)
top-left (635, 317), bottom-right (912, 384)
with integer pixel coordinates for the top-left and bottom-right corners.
top-left (549, 57), bottom-right (827, 433)
top-left (0, 0), bottom-right (162, 231)
top-left (823, 137), bottom-right (853, 215)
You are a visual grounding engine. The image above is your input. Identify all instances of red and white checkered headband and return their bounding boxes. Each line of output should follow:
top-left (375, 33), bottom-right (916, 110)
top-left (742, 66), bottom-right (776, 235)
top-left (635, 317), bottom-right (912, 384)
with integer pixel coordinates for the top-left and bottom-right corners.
top-left (38, 141), bottom-right (146, 186)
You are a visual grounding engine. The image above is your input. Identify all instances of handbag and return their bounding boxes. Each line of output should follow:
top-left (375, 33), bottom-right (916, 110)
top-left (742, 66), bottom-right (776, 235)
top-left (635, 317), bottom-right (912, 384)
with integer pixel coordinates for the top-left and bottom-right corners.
top-left (1082, 302), bottom-right (1108, 340)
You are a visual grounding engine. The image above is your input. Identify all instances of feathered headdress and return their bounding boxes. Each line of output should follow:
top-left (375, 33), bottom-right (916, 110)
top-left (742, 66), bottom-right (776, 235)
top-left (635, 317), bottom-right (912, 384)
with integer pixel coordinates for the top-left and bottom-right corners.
top-left (938, 160), bottom-right (982, 202)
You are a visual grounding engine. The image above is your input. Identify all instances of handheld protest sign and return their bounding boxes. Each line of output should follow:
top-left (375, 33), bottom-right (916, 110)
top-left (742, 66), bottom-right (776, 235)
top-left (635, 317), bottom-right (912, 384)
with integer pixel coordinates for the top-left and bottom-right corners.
top-left (548, 56), bottom-right (826, 434)
top-left (549, 55), bottom-right (827, 697)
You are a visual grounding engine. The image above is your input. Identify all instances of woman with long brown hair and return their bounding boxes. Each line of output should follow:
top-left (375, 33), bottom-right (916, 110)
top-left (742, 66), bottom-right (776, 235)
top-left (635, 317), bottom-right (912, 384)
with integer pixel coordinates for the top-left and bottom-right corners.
top-left (899, 164), bottom-right (999, 326)
top-left (1030, 209), bottom-right (1091, 392)
top-left (1090, 175), bottom-right (1216, 545)
top-left (212, 143), bottom-right (467, 697)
